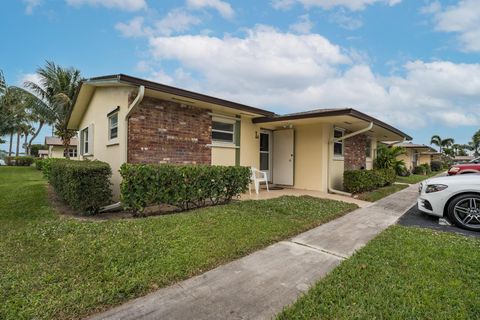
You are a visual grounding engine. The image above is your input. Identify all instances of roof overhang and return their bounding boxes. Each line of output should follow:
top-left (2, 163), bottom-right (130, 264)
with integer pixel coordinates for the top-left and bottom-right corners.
top-left (68, 74), bottom-right (274, 129)
top-left (253, 108), bottom-right (412, 141)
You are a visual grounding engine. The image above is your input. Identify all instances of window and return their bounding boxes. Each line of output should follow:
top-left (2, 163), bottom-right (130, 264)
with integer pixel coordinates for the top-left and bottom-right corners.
top-left (333, 128), bottom-right (344, 156)
top-left (212, 119), bottom-right (235, 143)
top-left (64, 148), bottom-right (77, 158)
top-left (108, 113), bottom-right (118, 140)
top-left (81, 127), bottom-right (89, 155)
top-left (365, 137), bottom-right (372, 158)
top-left (260, 132), bottom-right (270, 171)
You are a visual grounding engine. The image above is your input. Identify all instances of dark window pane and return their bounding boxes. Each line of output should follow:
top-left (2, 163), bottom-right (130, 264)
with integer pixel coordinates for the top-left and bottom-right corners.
top-left (365, 139), bottom-right (372, 157)
top-left (110, 127), bottom-right (118, 139)
top-left (212, 131), bottom-right (234, 142)
top-left (260, 153), bottom-right (269, 170)
top-left (260, 133), bottom-right (269, 152)
top-left (334, 142), bottom-right (343, 155)
top-left (334, 130), bottom-right (343, 138)
top-left (212, 121), bottom-right (234, 132)
top-left (110, 114), bottom-right (118, 127)
top-left (85, 142), bottom-right (89, 154)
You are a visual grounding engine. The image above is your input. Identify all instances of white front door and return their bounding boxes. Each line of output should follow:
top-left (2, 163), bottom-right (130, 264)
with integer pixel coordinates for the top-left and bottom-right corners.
top-left (259, 130), bottom-right (272, 181)
top-left (273, 129), bottom-right (294, 186)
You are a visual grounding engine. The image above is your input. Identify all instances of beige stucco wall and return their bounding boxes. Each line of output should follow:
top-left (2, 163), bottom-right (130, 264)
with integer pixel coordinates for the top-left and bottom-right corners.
top-left (398, 151), bottom-right (412, 170)
top-left (419, 154), bottom-right (431, 166)
top-left (76, 86), bottom-right (132, 200)
top-left (211, 146), bottom-right (236, 166)
top-left (49, 146), bottom-right (65, 158)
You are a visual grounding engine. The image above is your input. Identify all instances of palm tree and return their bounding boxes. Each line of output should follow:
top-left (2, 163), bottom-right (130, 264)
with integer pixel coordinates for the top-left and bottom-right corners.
top-left (25, 61), bottom-right (82, 158)
top-left (374, 144), bottom-right (406, 174)
top-left (430, 135), bottom-right (455, 154)
top-left (471, 129), bottom-right (480, 157)
top-left (0, 87), bottom-right (30, 156)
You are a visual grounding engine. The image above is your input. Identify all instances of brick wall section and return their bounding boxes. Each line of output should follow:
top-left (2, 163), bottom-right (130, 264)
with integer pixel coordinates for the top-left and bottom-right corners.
top-left (344, 134), bottom-right (367, 170)
top-left (128, 96), bottom-right (212, 164)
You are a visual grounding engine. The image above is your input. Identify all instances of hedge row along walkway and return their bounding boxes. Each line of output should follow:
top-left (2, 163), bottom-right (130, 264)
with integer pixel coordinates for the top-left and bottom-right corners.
top-left (90, 184), bottom-right (420, 320)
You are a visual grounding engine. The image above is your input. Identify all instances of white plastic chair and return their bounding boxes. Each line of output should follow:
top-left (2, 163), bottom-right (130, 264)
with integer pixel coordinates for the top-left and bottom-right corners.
top-left (249, 167), bottom-right (270, 195)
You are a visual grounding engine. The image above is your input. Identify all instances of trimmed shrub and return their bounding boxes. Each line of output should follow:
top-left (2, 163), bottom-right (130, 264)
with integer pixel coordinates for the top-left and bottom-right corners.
top-left (344, 168), bottom-right (396, 194)
top-left (413, 166), bottom-right (426, 175)
top-left (420, 163), bottom-right (432, 174)
top-left (430, 160), bottom-right (442, 172)
top-left (35, 158), bottom-right (44, 170)
top-left (5, 156), bottom-right (34, 166)
top-left (49, 160), bottom-right (112, 214)
top-left (120, 164), bottom-right (251, 215)
top-left (40, 158), bottom-right (61, 179)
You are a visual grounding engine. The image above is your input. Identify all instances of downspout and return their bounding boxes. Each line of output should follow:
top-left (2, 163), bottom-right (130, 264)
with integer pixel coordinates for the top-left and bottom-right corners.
top-left (100, 85), bottom-right (145, 213)
top-left (328, 122), bottom-right (374, 197)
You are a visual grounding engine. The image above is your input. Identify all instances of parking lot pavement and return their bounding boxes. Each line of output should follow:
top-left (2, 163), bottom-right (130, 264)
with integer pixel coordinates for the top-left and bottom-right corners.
top-left (398, 205), bottom-right (480, 238)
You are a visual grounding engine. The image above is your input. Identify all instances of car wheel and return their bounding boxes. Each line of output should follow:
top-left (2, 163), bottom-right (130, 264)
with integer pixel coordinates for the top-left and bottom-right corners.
top-left (447, 193), bottom-right (480, 231)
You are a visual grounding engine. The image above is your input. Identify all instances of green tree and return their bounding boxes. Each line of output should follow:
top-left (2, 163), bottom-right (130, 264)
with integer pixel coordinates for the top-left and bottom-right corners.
top-left (471, 129), bottom-right (480, 157)
top-left (430, 135), bottom-right (455, 154)
top-left (25, 61), bottom-right (82, 158)
top-left (374, 144), bottom-right (406, 175)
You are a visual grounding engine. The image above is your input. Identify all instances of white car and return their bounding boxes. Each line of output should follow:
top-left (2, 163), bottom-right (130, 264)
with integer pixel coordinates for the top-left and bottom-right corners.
top-left (418, 174), bottom-right (480, 231)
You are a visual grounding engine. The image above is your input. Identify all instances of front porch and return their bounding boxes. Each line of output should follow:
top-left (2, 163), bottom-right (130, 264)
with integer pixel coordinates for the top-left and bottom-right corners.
top-left (240, 186), bottom-right (371, 208)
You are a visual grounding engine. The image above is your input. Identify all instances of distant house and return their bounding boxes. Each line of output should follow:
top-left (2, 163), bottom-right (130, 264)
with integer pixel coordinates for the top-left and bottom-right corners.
top-left (44, 136), bottom-right (78, 159)
top-left (383, 141), bottom-right (441, 170)
top-left (453, 155), bottom-right (475, 164)
top-left (67, 74), bottom-right (411, 199)
top-left (38, 150), bottom-right (49, 158)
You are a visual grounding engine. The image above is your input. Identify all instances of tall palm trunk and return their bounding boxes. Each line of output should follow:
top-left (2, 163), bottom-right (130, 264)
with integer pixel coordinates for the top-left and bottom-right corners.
top-left (23, 132), bottom-right (29, 154)
top-left (63, 137), bottom-right (71, 159)
top-left (27, 121), bottom-right (44, 156)
top-left (8, 132), bottom-right (13, 156)
top-left (15, 131), bottom-right (21, 157)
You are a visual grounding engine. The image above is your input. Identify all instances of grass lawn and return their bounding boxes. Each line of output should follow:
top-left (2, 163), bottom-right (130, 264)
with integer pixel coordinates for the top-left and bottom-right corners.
top-left (356, 184), bottom-right (409, 202)
top-left (0, 166), bottom-right (357, 320)
top-left (396, 171), bottom-right (439, 184)
top-left (278, 226), bottom-right (480, 319)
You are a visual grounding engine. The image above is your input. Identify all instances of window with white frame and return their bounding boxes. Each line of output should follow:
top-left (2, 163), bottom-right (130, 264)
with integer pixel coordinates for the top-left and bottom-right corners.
top-left (212, 119), bottom-right (235, 143)
top-left (333, 128), bottom-right (344, 157)
top-left (64, 148), bottom-right (77, 158)
top-left (108, 112), bottom-right (118, 140)
top-left (81, 127), bottom-right (89, 155)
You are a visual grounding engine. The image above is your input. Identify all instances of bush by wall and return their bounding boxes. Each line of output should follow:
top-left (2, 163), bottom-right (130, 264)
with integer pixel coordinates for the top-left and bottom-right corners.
top-left (48, 160), bottom-right (112, 214)
top-left (120, 164), bottom-right (251, 215)
top-left (40, 158), bottom-right (61, 179)
top-left (413, 166), bottom-right (426, 175)
top-left (430, 160), bottom-right (442, 172)
top-left (344, 168), bottom-right (396, 194)
top-left (5, 156), bottom-right (34, 166)
top-left (419, 163), bottom-right (432, 174)
top-left (35, 158), bottom-right (44, 170)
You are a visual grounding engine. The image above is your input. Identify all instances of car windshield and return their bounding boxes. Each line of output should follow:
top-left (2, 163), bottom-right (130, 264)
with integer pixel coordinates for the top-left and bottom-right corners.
top-left (469, 158), bottom-right (480, 163)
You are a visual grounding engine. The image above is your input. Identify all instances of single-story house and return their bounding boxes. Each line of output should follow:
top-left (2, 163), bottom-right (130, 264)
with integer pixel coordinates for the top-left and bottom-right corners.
top-left (45, 136), bottom-right (78, 159)
top-left (38, 149), bottom-right (49, 158)
top-left (453, 155), bottom-right (475, 164)
top-left (382, 141), bottom-right (440, 170)
top-left (67, 74), bottom-right (411, 199)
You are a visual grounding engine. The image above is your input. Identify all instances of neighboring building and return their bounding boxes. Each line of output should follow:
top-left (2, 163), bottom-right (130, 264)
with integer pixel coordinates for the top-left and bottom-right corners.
top-left (45, 136), bottom-right (78, 159)
top-left (38, 150), bottom-right (49, 158)
top-left (453, 155), bottom-right (475, 164)
top-left (383, 141), bottom-right (440, 170)
top-left (67, 74), bottom-right (411, 199)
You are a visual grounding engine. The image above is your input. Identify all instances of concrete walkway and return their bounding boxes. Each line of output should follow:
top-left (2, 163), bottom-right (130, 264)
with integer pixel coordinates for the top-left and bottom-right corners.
top-left (88, 185), bottom-right (419, 320)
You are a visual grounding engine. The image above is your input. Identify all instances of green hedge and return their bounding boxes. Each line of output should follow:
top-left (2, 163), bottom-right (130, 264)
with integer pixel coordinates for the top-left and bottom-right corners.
top-left (430, 161), bottom-right (442, 172)
top-left (120, 164), bottom-right (251, 215)
top-left (5, 156), bottom-right (34, 166)
top-left (344, 168), bottom-right (396, 194)
top-left (35, 158), bottom-right (44, 170)
top-left (48, 160), bottom-right (112, 214)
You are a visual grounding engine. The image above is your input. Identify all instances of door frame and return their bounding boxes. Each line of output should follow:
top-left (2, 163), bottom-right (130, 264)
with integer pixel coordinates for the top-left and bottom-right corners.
top-left (259, 129), bottom-right (273, 182)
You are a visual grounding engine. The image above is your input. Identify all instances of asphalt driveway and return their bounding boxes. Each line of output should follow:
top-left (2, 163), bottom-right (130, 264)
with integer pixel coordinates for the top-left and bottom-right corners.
top-left (398, 205), bottom-right (480, 238)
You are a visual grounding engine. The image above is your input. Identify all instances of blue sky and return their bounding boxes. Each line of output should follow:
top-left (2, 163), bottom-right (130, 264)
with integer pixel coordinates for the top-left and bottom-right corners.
top-left (1, 0), bottom-right (479, 152)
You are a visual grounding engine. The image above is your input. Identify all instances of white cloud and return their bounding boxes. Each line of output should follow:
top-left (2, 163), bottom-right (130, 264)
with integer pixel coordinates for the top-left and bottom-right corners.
top-left (23, 0), bottom-right (41, 14)
top-left (66, 0), bottom-right (147, 11)
top-left (289, 14), bottom-right (314, 34)
top-left (116, 9), bottom-right (201, 38)
top-left (425, 0), bottom-right (480, 52)
top-left (186, 0), bottom-right (234, 18)
top-left (329, 8), bottom-right (363, 29)
top-left (155, 8), bottom-right (201, 36)
top-left (145, 27), bottom-right (480, 129)
top-left (271, 0), bottom-right (401, 11)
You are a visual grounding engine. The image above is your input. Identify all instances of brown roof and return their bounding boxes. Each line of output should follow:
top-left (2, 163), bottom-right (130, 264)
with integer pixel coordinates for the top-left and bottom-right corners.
top-left (83, 74), bottom-right (275, 117)
top-left (253, 108), bottom-right (412, 140)
top-left (45, 136), bottom-right (78, 146)
top-left (393, 142), bottom-right (436, 151)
